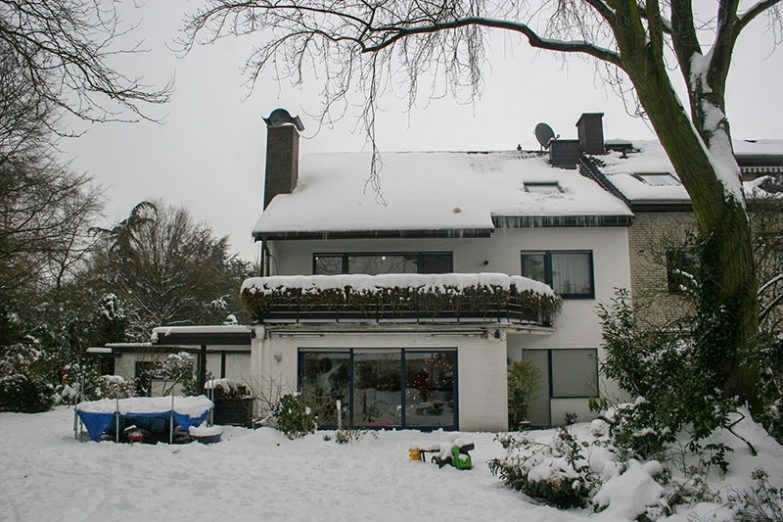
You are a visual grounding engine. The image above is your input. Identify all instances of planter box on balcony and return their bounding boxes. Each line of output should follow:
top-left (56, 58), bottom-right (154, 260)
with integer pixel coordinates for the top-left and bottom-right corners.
top-left (241, 273), bottom-right (560, 326)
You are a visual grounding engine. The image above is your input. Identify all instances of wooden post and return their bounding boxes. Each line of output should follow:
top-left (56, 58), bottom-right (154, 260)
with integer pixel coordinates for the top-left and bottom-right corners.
top-left (169, 395), bottom-right (174, 444)
top-left (198, 344), bottom-right (207, 394)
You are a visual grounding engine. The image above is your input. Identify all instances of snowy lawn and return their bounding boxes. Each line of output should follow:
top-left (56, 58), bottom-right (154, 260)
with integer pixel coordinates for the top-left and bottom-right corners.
top-left (1, 407), bottom-right (781, 521)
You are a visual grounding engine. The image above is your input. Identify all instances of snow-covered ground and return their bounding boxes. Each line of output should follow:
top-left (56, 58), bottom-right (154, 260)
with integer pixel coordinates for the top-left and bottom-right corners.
top-left (0, 407), bottom-right (780, 521)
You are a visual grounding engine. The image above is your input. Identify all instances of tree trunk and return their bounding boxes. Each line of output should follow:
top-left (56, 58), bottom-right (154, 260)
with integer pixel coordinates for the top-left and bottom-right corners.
top-left (617, 36), bottom-right (761, 412)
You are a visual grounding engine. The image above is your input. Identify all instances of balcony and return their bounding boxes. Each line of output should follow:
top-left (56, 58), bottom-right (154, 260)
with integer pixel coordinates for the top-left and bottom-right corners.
top-left (241, 273), bottom-right (560, 327)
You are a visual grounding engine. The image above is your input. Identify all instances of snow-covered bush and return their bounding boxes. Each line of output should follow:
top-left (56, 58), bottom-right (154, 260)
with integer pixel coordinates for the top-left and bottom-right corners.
top-left (333, 429), bottom-right (374, 444)
top-left (273, 393), bottom-right (316, 439)
top-left (490, 425), bottom-right (672, 519)
top-left (0, 339), bottom-right (55, 412)
top-left (100, 375), bottom-right (135, 399)
top-left (755, 333), bottom-right (783, 443)
top-left (598, 290), bottom-right (737, 464)
top-left (726, 469), bottom-right (783, 521)
top-left (153, 352), bottom-right (198, 396)
top-left (241, 274), bottom-right (561, 323)
top-left (57, 362), bottom-right (102, 403)
top-left (489, 427), bottom-right (598, 508)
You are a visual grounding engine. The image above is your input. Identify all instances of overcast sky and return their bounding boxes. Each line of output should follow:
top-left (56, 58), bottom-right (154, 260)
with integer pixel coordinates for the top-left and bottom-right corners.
top-left (58, 1), bottom-right (783, 262)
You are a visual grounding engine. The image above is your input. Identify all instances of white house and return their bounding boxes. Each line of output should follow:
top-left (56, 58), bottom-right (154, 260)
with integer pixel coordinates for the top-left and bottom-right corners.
top-left (242, 109), bottom-right (634, 431)
top-left (94, 111), bottom-right (781, 432)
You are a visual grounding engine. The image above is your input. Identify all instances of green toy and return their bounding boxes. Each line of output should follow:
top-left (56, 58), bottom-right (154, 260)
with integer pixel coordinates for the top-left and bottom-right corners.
top-left (432, 443), bottom-right (474, 470)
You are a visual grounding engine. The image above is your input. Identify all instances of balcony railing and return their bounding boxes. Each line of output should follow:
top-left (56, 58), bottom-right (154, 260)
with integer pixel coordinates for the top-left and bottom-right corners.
top-left (241, 273), bottom-right (560, 327)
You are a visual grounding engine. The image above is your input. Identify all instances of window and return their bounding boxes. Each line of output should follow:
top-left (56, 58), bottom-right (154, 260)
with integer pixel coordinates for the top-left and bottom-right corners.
top-left (666, 250), bottom-right (698, 293)
top-left (550, 349), bottom-right (598, 398)
top-left (521, 251), bottom-right (594, 298)
top-left (98, 356), bottom-right (115, 376)
top-left (634, 173), bottom-right (681, 186)
top-left (521, 348), bottom-right (599, 426)
top-left (298, 349), bottom-right (457, 429)
top-left (524, 182), bottom-right (562, 193)
top-left (313, 252), bottom-right (453, 275)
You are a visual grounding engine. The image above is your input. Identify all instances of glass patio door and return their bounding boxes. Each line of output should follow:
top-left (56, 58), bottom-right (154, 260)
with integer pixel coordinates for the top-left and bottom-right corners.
top-left (353, 350), bottom-right (402, 428)
top-left (298, 349), bottom-right (457, 429)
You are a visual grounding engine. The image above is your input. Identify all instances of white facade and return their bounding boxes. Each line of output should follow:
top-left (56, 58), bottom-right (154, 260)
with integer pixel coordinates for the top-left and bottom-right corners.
top-left (109, 345), bottom-right (252, 395)
top-left (257, 225), bottom-right (631, 429)
top-left (250, 328), bottom-right (510, 431)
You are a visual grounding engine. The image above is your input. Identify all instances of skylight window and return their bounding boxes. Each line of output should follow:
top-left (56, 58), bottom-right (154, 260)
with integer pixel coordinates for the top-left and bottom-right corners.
top-left (524, 182), bottom-right (562, 193)
top-left (635, 173), bottom-right (681, 186)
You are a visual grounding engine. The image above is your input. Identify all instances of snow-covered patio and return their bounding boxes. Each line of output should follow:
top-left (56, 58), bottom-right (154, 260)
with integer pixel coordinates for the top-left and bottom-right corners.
top-left (1, 407), bottom-right (780, 521)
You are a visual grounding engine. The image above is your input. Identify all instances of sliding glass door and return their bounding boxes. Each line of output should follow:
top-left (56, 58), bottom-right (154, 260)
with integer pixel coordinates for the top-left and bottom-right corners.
top-left (404, 351), bottom-right (456, 428)
top-left (353, 351), bottom-right (402, 428)
top-left (298, 349), bottom-right (457, 430)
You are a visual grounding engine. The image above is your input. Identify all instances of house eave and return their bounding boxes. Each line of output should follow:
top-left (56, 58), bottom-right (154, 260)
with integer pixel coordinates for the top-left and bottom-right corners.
top-left (629, 201), bottom-right (693, 212)
top-left (253, 214), bottom-right (633, 241)
top-left (491, 214), bottom-right (633, 228)
top-left (259, 322), bottom-right (554, 335)
top-left (252, 228), bottom-right (494, 241)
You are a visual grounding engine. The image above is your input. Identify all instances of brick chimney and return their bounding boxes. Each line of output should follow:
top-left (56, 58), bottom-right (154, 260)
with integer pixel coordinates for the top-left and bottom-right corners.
top-left (576, 113), bottom-right (604, 155)
top-left (263, 109), bottom-right (305, 209)
top-left (549, 139), bottom-right (580, 168)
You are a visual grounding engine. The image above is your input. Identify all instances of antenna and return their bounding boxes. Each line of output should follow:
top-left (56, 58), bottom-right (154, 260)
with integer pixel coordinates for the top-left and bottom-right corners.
top-left (534, 123), bottom-right (558, 151)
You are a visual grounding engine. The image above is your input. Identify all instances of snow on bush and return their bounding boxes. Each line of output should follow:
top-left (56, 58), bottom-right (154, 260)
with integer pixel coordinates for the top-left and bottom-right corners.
top-left (273, 393), bottom-right (316, 439)
top-left (726, 469), bottom-right (783, 521)
top-left (100, 375), bottom-right (135, 399)
top-left (489, 424), bottom-right (672, 519)
top-left (241, 273), bottom-right (561, 322)
top-left (0, 338), bottom-right (56, 413)
top-left (153, 352), bottom-right (198, 396)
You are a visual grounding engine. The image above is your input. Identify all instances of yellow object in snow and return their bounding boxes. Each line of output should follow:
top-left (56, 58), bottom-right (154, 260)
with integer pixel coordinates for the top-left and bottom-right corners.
top-left (408, 447), bottom-right (422, 461)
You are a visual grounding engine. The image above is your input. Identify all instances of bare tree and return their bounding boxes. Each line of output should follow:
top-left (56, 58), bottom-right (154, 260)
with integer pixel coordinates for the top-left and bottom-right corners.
top-left (184, 0), bottom-right (782, 411)
top-left (0, 52), bottom-right (102, 298)
top-left (0, 0), bottom-right (169, 124)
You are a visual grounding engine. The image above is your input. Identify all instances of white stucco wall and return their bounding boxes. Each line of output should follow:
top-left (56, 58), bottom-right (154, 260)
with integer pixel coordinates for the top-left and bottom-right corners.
top-left (110, 347), bottom-right (252, 393)
top-left (250, 327), bottom-right (509, 431)
top-left (261, 226), bottom-right (632, 428)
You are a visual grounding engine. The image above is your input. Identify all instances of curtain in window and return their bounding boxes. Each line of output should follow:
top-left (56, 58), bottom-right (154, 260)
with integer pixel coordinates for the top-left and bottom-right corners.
top-left (551, 253), bottom-right (591, 295)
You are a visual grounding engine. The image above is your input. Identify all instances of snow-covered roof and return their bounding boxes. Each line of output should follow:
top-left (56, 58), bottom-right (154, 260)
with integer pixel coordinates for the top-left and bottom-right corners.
top-left (598, 139), bottom-right (783, 204)
top-left (151, 325), bottom-right (252, 337)
top-left (254, 151), bottom-right (632, 238)
top-left (150, 325), bottom-right (253, 345)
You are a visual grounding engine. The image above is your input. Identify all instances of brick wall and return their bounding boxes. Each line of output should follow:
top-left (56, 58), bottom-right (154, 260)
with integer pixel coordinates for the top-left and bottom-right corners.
top-left (628, 211), bottom-right (696, 326)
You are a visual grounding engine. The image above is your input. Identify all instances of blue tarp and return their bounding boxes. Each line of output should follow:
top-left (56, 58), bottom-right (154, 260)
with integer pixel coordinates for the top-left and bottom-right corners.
top-left (76, 396), bottom-right (212, 442)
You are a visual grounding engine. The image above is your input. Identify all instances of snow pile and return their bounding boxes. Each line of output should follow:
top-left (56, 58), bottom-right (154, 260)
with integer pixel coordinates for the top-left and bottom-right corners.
top-left (188, 423), bottom-right (224, 438)
top-left (593, 460), bottom-right (666, 520)
top-left (242, 272), bottom-right (554, 297)
top-left (254, 151), bottom-right (632, 235)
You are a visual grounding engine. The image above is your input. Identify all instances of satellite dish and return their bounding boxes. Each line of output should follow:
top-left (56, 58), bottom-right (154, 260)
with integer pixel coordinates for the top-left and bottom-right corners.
top-left (534, 123), bottom-right (557, 150)
top-left (263, 108), bottom-right (305, 132)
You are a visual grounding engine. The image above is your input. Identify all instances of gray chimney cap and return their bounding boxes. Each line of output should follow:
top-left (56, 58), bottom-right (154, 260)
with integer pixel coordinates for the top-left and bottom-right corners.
top-left (263, 108), bottom-right (305, 132)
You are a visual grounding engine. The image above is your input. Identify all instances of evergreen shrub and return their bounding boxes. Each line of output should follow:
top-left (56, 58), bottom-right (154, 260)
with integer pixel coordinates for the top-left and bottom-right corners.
top-left (273, 393), bottom-right (316, 439)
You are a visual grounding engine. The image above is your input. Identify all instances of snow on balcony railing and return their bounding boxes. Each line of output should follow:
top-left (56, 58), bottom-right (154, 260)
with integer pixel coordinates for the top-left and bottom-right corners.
top-left (240, 273), bottom-right (561, 325)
